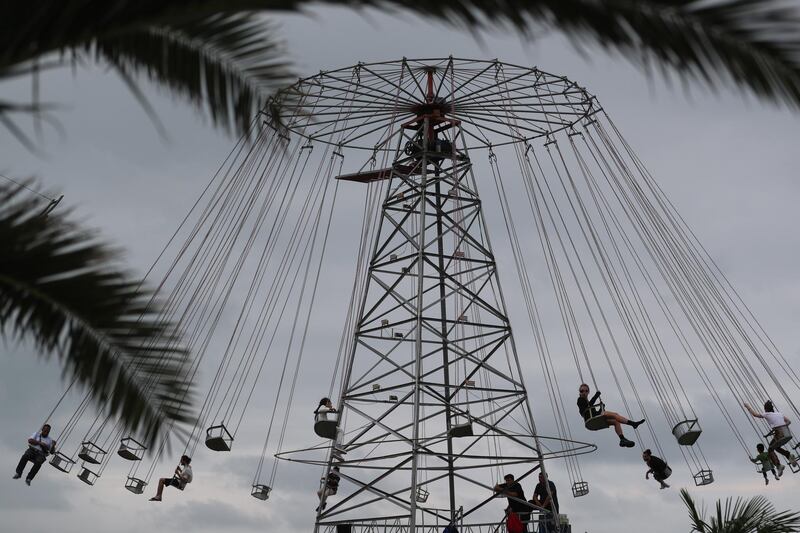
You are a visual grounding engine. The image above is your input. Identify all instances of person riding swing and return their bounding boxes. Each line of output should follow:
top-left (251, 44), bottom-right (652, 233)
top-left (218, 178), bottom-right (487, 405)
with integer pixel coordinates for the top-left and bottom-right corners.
top-left (642, 449), bottom-right (671, 489)
top-left (744, 401), bottom-right (798, 474)
top-left (750, 443), bottom-right (780, 485)
top-left (13, 423), bottom-right (56, 485)
top-left (577, 384), bottom-right (643, 448)
top-left (315, 397), bottom-right (346, 459)
top-left (149, 455), bottom-right (193, 501)
top-left (316, 466), bottom-right (341, 512)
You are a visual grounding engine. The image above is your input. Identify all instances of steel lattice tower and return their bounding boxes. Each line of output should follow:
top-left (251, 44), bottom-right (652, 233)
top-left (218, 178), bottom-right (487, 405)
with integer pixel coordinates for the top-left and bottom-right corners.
top-left (319, 70), bottom-right (547, 533)
top-left (271, 58), bottom-right (597, 533)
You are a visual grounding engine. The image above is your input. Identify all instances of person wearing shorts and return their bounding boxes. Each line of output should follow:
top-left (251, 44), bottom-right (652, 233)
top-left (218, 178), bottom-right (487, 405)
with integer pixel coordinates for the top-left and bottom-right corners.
top-left (150, 455), bottom-right (193, 501)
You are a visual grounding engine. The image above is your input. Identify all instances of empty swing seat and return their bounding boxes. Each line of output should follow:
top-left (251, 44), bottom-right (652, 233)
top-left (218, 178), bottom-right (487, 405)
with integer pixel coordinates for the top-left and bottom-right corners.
top-left (78, 441), bottom-right (106, 465)
top-left (77, 466), bottom-right (99, 486)
top-left (49, 452), bottom-right (76, 474)
top-left (205, 424), bottom-right (234, 452)
top-left (767, 425), bottom-right (793, 448)
top-left (117, 436), bottom-right (146, 461)
top-left (415, 487), bottom-right (429, 503)
top-left (672, 419), bottom-right (702, 446)
top-left (125, 476), bottom-right (147, 494)
top-left (252, 484), bottom-right (272, 500)
top-left (693, 469), bottom-right (714, 486)
top-left (314, 412), bottom-right (339, 440)
top-left (448, 422), bottom-right (474, 438)
top-left (571, 481), bottom-right (589, 497)
top-left (791, 443), bottom-right (800, 474)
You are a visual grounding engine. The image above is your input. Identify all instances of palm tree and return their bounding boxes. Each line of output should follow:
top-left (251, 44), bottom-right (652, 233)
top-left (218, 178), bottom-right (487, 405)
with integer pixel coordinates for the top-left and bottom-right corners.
top-left (681, 488), bottom-right (800, 533)
top-left (0, 178), bottom-right (194, 446)
top-left (1, 1), bottom-right (800, 147)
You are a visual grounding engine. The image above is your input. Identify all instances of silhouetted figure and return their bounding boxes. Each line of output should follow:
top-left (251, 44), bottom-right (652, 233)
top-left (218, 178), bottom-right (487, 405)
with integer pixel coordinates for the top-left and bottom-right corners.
top-left (13, 424), bottom-right (56, 485)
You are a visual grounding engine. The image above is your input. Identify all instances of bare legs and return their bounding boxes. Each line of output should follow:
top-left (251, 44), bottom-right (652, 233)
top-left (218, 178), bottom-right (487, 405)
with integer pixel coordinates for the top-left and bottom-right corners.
top-left (599, 410), bottom-right (643, 447)
top-left (150, 478), bottom-right (167, 501)
top-left (604, 411), bottom-right (627, 436)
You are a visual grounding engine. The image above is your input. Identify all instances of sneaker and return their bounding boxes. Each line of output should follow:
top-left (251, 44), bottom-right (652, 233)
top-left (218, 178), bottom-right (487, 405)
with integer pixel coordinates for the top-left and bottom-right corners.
top-left (149, 497), bottom-right (161, 502)
top-left (12, 474), bottom-right (21, 479)
top-left (630, 419), bottom-right (646, 429)
top-left (790, 456), bottom-right (798, 468)
top-left (765, 478), bottom-right (770, 485)
top-left (24, 479), bottom-right (31, 486)
top-left (660, 482), bottom-right (670, 489)
top-left (777, 464), bottom-right (785, 477)
top-left (619, 437), bottom-right (635, 448)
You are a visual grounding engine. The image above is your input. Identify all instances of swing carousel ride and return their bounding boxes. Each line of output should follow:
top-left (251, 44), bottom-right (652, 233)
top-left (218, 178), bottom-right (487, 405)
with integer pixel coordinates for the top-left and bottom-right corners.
top-left (36, 58), bottom-right (800, 532)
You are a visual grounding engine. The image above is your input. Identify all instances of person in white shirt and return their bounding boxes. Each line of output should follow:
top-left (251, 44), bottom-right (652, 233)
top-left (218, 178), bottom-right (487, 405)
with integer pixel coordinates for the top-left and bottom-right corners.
top-left (744, 401), bottom-right (797, 474)
top-left (13, 424), bottom-right (56, 485)
top-left (315, 397), bottom-right (346, 459)
top-left (149, 455), bottom-right (193, 501)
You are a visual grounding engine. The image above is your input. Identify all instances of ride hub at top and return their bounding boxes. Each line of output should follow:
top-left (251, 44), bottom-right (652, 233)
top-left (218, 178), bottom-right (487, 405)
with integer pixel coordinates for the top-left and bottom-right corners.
top-left (38, 58), bottom-right (800, 532)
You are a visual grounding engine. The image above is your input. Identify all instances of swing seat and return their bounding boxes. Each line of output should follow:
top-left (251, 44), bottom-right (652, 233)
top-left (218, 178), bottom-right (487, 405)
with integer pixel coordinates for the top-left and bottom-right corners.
top-left (448, 422), bottom-right (474, 438)
top-left (77, 467), bottom-right (99, 486)
top-left (791, 444), bottom-right (800, 473)
top-left (415, 487), bottom-right (429, 503)
top-left (672, 419), bottom-right (702, 446)
top-left (756, 463), bottom-right (772, 475)
top-left (117, 436), bottom-right (146, 461)
top-left (693, 469), bottom-right (714, 486)
top-left (205, 424), bottom-right (234, 452)
top-left (314, 412), bottom-right (339, 440)
top-left (584, 414), bottom-right (610, 431)
top-left (767, 425), bottom-right (793, 448)
top-left (251, 484), bottom-right (272, 500)
top-left (571, 481), bottom-right (589, 497)
top-left (49, 452), bottom-right (76, 474)
top-left (78, 441), bottom-right (106, 465)
top-left (584, 399), bottom-right (609, 431)
top-left (125, 476), bottom-right (147, 494)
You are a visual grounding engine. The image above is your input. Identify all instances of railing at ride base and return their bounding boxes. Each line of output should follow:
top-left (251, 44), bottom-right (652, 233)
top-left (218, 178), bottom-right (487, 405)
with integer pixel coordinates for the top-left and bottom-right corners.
top-left (319, 511), bottom-right (571, 533)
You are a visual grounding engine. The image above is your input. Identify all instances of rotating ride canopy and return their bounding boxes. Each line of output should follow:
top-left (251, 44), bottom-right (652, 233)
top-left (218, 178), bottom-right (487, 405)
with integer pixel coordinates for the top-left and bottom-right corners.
top-left (32, 58), bottom-right (800, 531)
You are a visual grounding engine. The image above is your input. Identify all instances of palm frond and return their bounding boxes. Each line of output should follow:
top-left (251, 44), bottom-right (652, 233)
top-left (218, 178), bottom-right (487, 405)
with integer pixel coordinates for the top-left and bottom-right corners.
top-left (682, 487), bottom-right (800, 533)
top-left (0, 179), bottom-right (195, 448)
top-left (91, 14), bottom-right (293, 136)
top-left (682, 489), bottom-right (709, 533)
top-left (3, 1), bottom-right (800, 111)
top-left (359, 0), bottom-right (800, 109)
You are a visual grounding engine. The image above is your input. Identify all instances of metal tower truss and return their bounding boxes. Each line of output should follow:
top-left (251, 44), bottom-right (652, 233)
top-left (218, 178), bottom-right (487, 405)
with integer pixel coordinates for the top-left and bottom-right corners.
top-left (276, 100), bottom-right (594, 533)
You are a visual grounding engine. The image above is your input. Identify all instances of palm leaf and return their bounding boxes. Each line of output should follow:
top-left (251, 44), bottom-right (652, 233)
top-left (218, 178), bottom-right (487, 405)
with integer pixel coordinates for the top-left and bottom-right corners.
top-left (682, 488), bottom-right (800, 533)
top-left (682, 489), bottom-right (710, 533)
top-left (2, 1), bottom-right (800, 111)
top-left (0, 179), bottom-right (195, 447)
top-left (90, 14), bottom-right (293, 136)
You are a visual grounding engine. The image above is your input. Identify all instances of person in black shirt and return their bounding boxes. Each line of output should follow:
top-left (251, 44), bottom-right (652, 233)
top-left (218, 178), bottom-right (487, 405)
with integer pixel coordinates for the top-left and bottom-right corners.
top-left (577, 383), bottom-right (643, 448)
top-left (642, 449), bottom-right (671, 489)
top-left (316, 466), bottom-right (341, 512)
top-left (531, 473), bottom-right (559, 533)
top-left (494, 474), bottom-right (531, 532)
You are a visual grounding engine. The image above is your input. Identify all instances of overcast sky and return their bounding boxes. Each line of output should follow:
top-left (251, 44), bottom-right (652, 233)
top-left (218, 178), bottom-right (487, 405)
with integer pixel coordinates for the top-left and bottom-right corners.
top-left (2, 6), bottom-right (800, 533)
